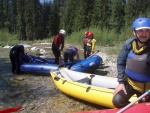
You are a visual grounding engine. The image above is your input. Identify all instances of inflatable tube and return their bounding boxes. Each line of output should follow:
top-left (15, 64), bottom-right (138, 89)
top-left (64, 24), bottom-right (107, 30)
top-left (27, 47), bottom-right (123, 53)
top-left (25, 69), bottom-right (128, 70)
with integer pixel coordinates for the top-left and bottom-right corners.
top-left (50, 68), bottom-right (137, 108)
top-left (19, 53), bottom-right (102, 74)
top-left (70, 55), bottom-right (101, 73)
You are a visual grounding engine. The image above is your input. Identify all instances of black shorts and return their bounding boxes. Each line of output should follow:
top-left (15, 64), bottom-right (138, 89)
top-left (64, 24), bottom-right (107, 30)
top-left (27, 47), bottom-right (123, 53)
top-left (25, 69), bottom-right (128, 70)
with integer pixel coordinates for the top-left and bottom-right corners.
top-left (64, 49), bottom-right (74, 63)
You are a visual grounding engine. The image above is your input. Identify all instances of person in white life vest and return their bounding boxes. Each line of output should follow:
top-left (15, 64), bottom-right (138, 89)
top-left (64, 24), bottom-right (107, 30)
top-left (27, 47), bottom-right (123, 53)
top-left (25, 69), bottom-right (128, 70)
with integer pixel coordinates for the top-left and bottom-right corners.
top-left (113, 17), bottom-right (150, 108)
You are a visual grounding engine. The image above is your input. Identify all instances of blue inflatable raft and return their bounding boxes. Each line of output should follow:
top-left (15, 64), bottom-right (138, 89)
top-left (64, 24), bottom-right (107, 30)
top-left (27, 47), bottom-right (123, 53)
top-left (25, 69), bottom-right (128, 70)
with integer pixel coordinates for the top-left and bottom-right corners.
top-left (20, 53), bottom-right (102, 74)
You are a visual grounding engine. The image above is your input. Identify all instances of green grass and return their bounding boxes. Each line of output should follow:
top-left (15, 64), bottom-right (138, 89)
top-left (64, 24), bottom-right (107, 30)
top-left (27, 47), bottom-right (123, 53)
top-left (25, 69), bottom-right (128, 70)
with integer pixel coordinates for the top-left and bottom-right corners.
top-left (0, 30), bottom-right (19, 46)
top-left (0, 27), bottom-right (133, 55)
top-left (66, 27), bottom-right (133, 46)
top-left (65, 27), bottom-right (133, 55)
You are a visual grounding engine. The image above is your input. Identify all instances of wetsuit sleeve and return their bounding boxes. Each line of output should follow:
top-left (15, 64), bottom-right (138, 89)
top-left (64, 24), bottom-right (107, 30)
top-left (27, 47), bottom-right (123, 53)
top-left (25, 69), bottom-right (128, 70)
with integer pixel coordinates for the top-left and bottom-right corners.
top-left (60, 37), bottom-right (64, 50)
top-left (83, 39), bottom-right (85, 49)
top-left (21, 46), bottom-right (25, 55)
top-left (91, 39), bottom-right (96, 52)
top-left (83, 38), bottom-right (87, 49)
top-left (53, 35), bottom-right (59, 49)
top-left (117, 43), bottom-right (129, 84)
top-left (76, 51), bottom-right (80, 60)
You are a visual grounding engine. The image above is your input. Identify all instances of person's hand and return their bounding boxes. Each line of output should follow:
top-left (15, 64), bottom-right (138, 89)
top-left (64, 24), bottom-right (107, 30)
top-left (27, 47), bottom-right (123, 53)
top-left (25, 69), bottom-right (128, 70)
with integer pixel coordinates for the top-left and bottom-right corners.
top-left (146, 103), bottom-right (150, 105)
top-left (90, 52), bottom-right (94, 55)
top-left (59, 48), bottom-right (63, 51)
top-left (141, 95), bottom-right (150, 102)
top-left (81, 49), bottom-right (84, 52)
top-left (113, 84), bottom-right (127, 96)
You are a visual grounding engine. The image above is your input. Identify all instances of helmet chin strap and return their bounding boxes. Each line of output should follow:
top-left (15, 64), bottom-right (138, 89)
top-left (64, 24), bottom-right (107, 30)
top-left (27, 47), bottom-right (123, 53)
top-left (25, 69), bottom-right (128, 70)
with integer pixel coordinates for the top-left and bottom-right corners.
top-left (136, 37), bottom-right (146, 43)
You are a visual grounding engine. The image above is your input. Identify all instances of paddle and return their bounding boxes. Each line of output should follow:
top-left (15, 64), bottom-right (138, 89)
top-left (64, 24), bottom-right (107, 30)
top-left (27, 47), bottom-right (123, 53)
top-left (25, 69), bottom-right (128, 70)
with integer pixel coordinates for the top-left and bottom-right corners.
top-left (0, 106), bottom-right (23, 113)
top-left (86, 50), bottom-right (99, 59)
top-left (117, 90), bottom-right (150, 113)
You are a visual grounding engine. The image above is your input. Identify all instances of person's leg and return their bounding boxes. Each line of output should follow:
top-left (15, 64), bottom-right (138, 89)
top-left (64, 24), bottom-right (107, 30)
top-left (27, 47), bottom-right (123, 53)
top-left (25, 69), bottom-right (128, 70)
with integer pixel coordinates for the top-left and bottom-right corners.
top-left (52, 45), bottom-right (60, 64)
top-left (14, 55), bottom-right (20, 74)
top-left (11, 49), bottom-right (21, 75)
top-left (9, 50), bottom-right (15, 74)
top-left (64, 51), bottom-right (68, 66)
top-left (52, 46), bottom-right (57, 63)
top-left (55, 51), bottom-right (60, 64)
top-left (84, 46), bottom-right (87, 59)
top-left (86, 46), bottom-right (91, 57)
top-left (112, 82), bottom-right (135, 108)
top-left (66, 50), bottom-right (74, 69)
top-left (68, 50), bottom-right (74, 63)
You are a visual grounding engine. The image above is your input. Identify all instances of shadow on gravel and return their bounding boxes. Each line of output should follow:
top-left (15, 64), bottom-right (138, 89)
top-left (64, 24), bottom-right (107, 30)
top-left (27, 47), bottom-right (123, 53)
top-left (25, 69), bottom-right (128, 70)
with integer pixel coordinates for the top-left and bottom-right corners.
top-left (64, 93), bottom-right (109, 109)
top-left (0, 57), bottom-right (54, 108)
top-left (0, 58), bottom-right (12, 89)
top-left (94, 70), bottom-right (109, 76)
top-left (94, 65), bottom-right (110, 76)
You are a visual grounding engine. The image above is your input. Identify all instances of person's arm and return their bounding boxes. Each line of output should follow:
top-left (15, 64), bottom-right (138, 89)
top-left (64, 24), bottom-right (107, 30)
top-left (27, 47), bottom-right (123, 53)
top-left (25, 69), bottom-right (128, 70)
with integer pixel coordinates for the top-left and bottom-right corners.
top-left (114, 42), bottom-right (129, 96)
top-left (83, 38), bottom-right (86, 48)
top-left (19, 45), bottom-right (25, 56)
top-left (76, 51), bottom-right (80, 60)
top-left (91, 39), bottom-right (96, 54)
top-left (53, 35), bottom-right (59, 49)
top-left (114, 84), bottom-right (127, 96)
top-left (60, 36), bottom-right (64, 51)
top-left (117, 42), bottom-right (129, 84)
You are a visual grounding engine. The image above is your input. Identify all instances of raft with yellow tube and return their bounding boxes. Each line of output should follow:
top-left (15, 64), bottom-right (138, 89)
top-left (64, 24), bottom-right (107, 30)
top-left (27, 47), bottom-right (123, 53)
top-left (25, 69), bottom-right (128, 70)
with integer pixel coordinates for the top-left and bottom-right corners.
top-left (50, 68), bottom-right (137, 108)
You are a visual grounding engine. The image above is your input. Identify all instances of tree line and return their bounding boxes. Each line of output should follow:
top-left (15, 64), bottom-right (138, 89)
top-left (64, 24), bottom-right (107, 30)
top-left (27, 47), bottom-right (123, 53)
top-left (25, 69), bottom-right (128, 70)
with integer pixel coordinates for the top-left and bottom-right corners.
top-left (0, 0), bottom-right (150, 41)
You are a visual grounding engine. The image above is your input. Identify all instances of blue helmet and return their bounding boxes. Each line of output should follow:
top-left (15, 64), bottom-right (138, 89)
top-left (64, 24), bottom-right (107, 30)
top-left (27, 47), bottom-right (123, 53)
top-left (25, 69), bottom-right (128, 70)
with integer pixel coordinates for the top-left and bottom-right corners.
top-left (132, 17), bottom-right (150, 30)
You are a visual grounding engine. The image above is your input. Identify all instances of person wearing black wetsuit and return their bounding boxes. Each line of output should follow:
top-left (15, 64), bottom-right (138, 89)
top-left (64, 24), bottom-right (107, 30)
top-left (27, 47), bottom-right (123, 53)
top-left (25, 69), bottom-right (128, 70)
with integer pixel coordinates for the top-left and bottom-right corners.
top-left (9, 45), bottom-right (24, 74)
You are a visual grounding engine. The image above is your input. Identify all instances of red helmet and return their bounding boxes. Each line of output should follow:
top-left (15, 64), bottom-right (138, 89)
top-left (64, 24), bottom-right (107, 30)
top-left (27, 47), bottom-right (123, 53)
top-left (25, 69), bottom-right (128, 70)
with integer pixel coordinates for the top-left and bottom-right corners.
top-left (87, 32), bottom-right (93, 37)
top-left (84, 31), bottom-right (89, 35)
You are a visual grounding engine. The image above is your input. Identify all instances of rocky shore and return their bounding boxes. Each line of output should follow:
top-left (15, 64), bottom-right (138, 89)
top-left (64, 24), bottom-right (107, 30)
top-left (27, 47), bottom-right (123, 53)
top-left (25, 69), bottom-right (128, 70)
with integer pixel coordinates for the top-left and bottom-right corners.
top-left (0, 43), bottom-right (118, 113)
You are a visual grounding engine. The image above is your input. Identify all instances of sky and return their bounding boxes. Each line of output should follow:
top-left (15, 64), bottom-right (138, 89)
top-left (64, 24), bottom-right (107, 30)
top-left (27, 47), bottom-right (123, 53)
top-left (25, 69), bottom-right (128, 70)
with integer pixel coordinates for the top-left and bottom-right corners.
top-left (40, 0), bottom-right (51, 3)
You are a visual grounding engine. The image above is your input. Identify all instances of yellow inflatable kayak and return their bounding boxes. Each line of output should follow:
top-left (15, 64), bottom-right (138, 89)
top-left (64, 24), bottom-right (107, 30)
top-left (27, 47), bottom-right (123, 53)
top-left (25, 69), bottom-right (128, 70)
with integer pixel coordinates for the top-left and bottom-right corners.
top-left (50, 68), bottom-right (137, 108)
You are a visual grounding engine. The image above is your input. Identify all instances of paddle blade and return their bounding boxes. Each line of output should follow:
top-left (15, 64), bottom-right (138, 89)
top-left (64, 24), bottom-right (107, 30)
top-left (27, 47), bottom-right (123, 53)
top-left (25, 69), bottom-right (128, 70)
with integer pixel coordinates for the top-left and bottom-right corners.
top-left (73, 103), bottom-right (150, 113)
top-left (0, 106), bottom-right (23, 113)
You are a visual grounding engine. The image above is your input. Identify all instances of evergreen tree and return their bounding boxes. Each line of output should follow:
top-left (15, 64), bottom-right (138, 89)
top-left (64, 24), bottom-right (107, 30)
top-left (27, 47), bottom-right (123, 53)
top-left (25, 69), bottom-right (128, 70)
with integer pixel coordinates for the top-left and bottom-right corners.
top-left (90, 0), bottom-right (103, 28)
top-left (8, 0), bottom-right (17, 33)
top-left (16, 0), bottom-right (26, 40)
top-left (110, 0), bottom-right (125, 33)
top-left (51, 0), bottom-right (61, 35)
top-left (71, 0), bottom-right (95, 31)
top-left (31, 0), bottom-right (44, 40)
top-left (42, 1), bottom-right (53, 37)
top-left (23, 0), bottom-right (44, 40)
top-left (72, 0), bottom-right (88, 31)
top-left (136, 0), bottom-right (150, 17)
top-left (91, 0), bottom-right (111, 30)
top-left (1, 0), bottom-right (150, 41)
top-left (124, 0), bottom-right (138, 29)
top-left (59, 0), bottom-right (76, 34)
top-left (0, 0), bottom-right (4, 29)
top-left (0, 0), bottom-right (10, 30)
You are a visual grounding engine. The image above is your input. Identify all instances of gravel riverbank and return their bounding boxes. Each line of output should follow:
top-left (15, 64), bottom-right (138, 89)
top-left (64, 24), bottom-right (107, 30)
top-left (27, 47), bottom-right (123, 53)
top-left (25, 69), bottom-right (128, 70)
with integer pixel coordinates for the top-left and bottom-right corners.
top-left (0, 43), bottom-right (118, 113)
